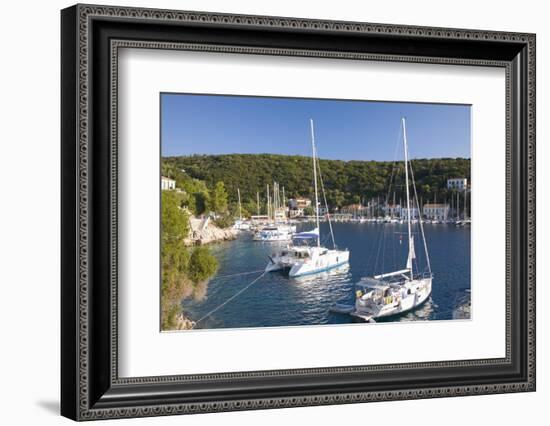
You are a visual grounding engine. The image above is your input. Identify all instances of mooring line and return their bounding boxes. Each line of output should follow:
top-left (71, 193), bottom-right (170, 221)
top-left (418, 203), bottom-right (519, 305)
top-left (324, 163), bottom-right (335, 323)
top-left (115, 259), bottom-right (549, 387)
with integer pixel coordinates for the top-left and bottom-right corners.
top-left (211, 269), bottom-right (266, 280)
top-left (193, 271), bottom-right (268, 327)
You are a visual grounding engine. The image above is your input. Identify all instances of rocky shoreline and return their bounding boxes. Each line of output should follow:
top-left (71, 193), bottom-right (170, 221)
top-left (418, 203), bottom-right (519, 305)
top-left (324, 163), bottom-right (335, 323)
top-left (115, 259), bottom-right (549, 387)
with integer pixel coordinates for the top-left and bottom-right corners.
top-left (186, 216), bottom-right (237, 246)
top-left (173, 313), bottom-right (196, 330)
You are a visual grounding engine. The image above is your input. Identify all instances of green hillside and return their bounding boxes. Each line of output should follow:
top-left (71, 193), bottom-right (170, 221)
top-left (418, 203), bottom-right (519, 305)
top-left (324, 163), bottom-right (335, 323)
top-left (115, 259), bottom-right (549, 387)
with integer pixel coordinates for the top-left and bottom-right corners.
top-left (162, 154), bottom-right (470, 213)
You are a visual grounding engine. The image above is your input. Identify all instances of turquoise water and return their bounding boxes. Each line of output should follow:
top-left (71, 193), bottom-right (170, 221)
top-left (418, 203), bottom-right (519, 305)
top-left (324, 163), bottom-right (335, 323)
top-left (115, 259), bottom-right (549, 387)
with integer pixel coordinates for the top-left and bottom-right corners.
top-left (182, 222), bottom-right (471, 329)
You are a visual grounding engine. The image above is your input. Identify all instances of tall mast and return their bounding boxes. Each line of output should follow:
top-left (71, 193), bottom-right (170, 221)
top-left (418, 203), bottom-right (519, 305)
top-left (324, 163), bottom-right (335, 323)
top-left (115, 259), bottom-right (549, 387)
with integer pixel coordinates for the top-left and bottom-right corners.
top-left (267, 184), bottom-right (271, 221)
top-left (278, 184), bottom-right (281, 217)
top-left (310, 119), bottom-right (321, 247)
top-left (276, 182), bottom-right (279, 218)
top-left (409, 146), bottom-right (432, 276)
top-left (282, 186), bottom-right (286, 219)
top-left (402, 118), bottom-right (414, 280)
top-left (273, 181), bottom-right (277, 219)
top-left (257, 191), bottom-right (260, 216)
top-left (464, 187), bottom-right (468, 220)
top-left (237, 188), bottom-right (242, 221)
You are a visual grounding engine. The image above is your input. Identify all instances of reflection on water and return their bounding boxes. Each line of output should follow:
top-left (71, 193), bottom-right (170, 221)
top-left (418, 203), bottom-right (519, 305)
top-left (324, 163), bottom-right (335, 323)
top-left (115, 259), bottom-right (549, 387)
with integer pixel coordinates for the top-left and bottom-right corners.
top-left (182, 222), bottom-right (471, 330)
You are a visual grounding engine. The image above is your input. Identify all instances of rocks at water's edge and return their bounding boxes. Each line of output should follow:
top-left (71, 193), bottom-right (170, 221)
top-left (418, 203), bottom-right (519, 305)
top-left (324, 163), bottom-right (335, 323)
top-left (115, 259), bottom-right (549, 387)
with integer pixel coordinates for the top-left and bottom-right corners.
top-left (174, 313), bottom-right (196, 330)
top-left (186, 215), bottom-right (237, 245)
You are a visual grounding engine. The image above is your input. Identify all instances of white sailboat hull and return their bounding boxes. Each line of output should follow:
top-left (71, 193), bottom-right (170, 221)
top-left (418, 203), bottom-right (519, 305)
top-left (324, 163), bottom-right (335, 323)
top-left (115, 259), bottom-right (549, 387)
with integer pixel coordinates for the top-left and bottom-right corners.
top-left (342, 118), bottom-right (433, 323)
top-left (266, 247), bottom-right (350, 277)
top-left (253, 225), bottom-right (296, 241)
top-left (265, 119), bottom-right (350, 278)
top-left (289, 250), bottom-right (349, 277)
top-left (353, 277), bottom-right (432, 321)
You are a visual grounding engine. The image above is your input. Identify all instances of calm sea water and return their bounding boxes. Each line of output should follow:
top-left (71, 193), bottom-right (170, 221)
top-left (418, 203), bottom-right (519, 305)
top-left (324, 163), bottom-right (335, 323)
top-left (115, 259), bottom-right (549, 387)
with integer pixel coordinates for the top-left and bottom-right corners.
top-left (182, 222), bottom-right (471, 329)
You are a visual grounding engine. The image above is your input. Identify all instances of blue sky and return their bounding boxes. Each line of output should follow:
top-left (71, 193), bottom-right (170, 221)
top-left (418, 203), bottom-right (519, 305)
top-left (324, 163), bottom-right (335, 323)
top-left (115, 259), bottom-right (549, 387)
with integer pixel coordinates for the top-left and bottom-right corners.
top-left (161, 93), bottom-right (470, 161)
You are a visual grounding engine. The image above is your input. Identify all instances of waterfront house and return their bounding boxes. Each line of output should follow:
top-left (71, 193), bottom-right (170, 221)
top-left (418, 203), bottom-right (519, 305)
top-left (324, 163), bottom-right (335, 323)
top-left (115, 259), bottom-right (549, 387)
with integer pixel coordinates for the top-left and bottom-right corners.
top-left (317, 206), bottom-right (329, 216)
top-left (340, 203), bottom-right (368, 217)
top-left (423, 203), bottom-right (449, 220)
top-left (288, 197), bottom-right (312, 209)
top-left (161, 176), bottom-right (176, 191)
top-left (289, 208), bottom-right (304, 218)
top-left (384, 204), bottom-right (421, 219)
top-left (447, 178), bottom-right (468, 191)
top-left (383, 203), bottom-right (402, 217)
top-left (288, 197), bottom-right (312, 218)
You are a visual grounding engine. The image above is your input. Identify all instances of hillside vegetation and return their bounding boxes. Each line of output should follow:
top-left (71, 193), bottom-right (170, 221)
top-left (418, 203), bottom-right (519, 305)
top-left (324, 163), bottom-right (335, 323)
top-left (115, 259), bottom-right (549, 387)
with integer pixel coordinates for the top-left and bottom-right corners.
top-left (161, 191), bottom-right (218, 330)
top-left (162, 154), bottom-right (470, 215)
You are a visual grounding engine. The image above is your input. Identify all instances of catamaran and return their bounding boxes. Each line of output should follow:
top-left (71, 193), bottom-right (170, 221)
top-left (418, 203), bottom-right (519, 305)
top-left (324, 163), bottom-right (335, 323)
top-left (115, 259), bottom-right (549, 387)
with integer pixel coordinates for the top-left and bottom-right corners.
top-left (334, 118), bottom-right (432, 321)
top-left (265, 119), bottom-right (349, 277)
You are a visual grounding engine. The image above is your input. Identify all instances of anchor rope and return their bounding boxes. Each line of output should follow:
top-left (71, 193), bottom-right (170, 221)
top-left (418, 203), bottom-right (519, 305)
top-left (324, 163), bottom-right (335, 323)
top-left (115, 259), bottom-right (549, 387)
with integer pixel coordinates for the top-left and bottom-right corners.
top-left (211, 269), bottom-right (266, 280)
top-left (192, 271), bottom-right (267, 327)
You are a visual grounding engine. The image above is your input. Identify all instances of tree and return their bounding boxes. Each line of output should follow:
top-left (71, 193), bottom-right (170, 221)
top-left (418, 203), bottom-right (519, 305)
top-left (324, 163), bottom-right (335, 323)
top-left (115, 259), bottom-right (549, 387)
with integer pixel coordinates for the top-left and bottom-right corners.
top-left (160, 191), bottom-right (218, 330)
top-left (188, 246), bottom-right (218, 283)
top-left (161, 191), bottom-right (191, 329)
top-left (421, 184), bottom-right (431, 196)
top-left (210, 181), bottom-right (228, 213)
top-left (162, 154), bottom-right (470, 212)
top-left (161, 191), bottom-right (189, 247)
top-left (194, 190), bottom-right (210, 216)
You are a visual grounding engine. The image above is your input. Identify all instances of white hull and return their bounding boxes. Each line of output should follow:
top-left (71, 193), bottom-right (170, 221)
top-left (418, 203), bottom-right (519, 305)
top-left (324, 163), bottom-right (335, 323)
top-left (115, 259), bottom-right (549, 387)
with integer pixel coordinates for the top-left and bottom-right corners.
top-left (353, 277), bottom-right (432, 321)
top-left (339, 118), bottom-right (433, 323)
top-left (266, 247), bottom-right (350, 277)
top-left (253, 225), bottom-right (296, 241)
top-left (266, 119), bottom-right (350, 278)
top-left (233, 220), bottom-right (251, 231)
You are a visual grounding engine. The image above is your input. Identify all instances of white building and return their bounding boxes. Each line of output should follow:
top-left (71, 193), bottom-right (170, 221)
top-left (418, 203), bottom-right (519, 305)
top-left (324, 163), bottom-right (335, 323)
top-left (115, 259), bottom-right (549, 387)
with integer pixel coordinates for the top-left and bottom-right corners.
top-left (289, 208), bottom-right (305, 218)
top-left (423, 203), bottom-right (449, 220)
top-left (161, 176), bottom-right (176, 191)
top-left (384, 204), bottom-right (402, 217)
top-left (409, 207), bottom-right (421, 219)
top-left (340, 204), bottom-right (368, 216)
top-left (317, 206), bottom-right (329, 216)
top-left (447, 178), bottom-right (468, 191)
top-left (288, 197), bottom-right (312, 209)
top-left (383, 204), bottom-right (421, 219)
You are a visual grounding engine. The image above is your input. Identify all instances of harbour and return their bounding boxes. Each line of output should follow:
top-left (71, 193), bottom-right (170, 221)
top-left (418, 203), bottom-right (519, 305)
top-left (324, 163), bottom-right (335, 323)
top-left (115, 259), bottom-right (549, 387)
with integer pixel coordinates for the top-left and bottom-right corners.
top-left (160, 96), bottom-right (473, 331)
top-left (182, 221), bottom-right (471, 329)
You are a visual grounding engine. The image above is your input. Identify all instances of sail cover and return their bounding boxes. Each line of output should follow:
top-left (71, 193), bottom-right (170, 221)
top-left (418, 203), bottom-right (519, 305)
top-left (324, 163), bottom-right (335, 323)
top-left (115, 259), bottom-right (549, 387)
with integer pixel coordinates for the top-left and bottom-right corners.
top-left (293, 228), bottom-right (319, 240)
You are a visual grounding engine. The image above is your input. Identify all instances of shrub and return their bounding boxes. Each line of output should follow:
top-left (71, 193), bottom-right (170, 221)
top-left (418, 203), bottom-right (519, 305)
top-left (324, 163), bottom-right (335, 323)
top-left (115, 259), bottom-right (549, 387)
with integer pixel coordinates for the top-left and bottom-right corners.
top-left (188, 246), bottom-right (218, 283)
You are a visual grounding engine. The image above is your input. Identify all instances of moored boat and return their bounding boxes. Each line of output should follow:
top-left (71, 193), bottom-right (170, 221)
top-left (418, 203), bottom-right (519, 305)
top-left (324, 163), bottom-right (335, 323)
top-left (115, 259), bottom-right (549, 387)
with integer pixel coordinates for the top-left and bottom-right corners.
top-left (253, 182), bottom-right (295, 241)
top-left (253, 224), bottom-right (296, 241)
top-left (266, 119), bottom-right (349, 277)
top-left (338, 117), bottom-right (433, 322)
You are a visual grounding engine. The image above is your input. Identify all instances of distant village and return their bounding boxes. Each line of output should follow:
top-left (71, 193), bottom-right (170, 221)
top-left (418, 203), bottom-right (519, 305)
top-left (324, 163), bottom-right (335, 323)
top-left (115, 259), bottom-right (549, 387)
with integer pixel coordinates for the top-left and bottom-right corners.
top-left (284, 177), bottom-right (469, 222)
top-left (162, 175), bottom-right (470, 224)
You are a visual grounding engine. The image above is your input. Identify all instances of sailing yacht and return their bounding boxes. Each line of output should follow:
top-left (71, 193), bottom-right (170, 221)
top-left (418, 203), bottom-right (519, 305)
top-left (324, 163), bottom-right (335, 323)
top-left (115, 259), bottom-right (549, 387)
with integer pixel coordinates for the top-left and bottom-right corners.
top-left (253, 183), bottom-right (296, 241)
top-left (233, 188), bottom-right (251, 231)
top-left (265, 119), bottom-right (350, 277)
top-left (348, 118), bottom-right (432, 321)
top-left (253, 225), bottom-right (295, 241)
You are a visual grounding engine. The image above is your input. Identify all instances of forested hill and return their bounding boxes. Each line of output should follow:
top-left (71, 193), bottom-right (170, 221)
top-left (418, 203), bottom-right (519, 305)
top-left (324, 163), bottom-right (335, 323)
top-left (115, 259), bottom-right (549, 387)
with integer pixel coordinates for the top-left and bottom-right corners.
top-left (162, 154), bottom-right (470, 209)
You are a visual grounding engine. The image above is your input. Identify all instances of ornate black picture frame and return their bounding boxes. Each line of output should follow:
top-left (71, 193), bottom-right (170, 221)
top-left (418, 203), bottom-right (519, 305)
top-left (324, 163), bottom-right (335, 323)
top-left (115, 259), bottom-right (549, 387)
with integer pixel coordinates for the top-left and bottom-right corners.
top-left (61, 4), bottom-right (536, 421)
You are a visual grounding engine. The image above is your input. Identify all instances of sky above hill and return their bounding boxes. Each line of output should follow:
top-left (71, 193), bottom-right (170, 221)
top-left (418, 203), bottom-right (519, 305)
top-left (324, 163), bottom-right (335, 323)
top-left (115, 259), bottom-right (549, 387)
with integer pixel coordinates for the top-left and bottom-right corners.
top-left (161, 93), bottom-right (471, 161)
